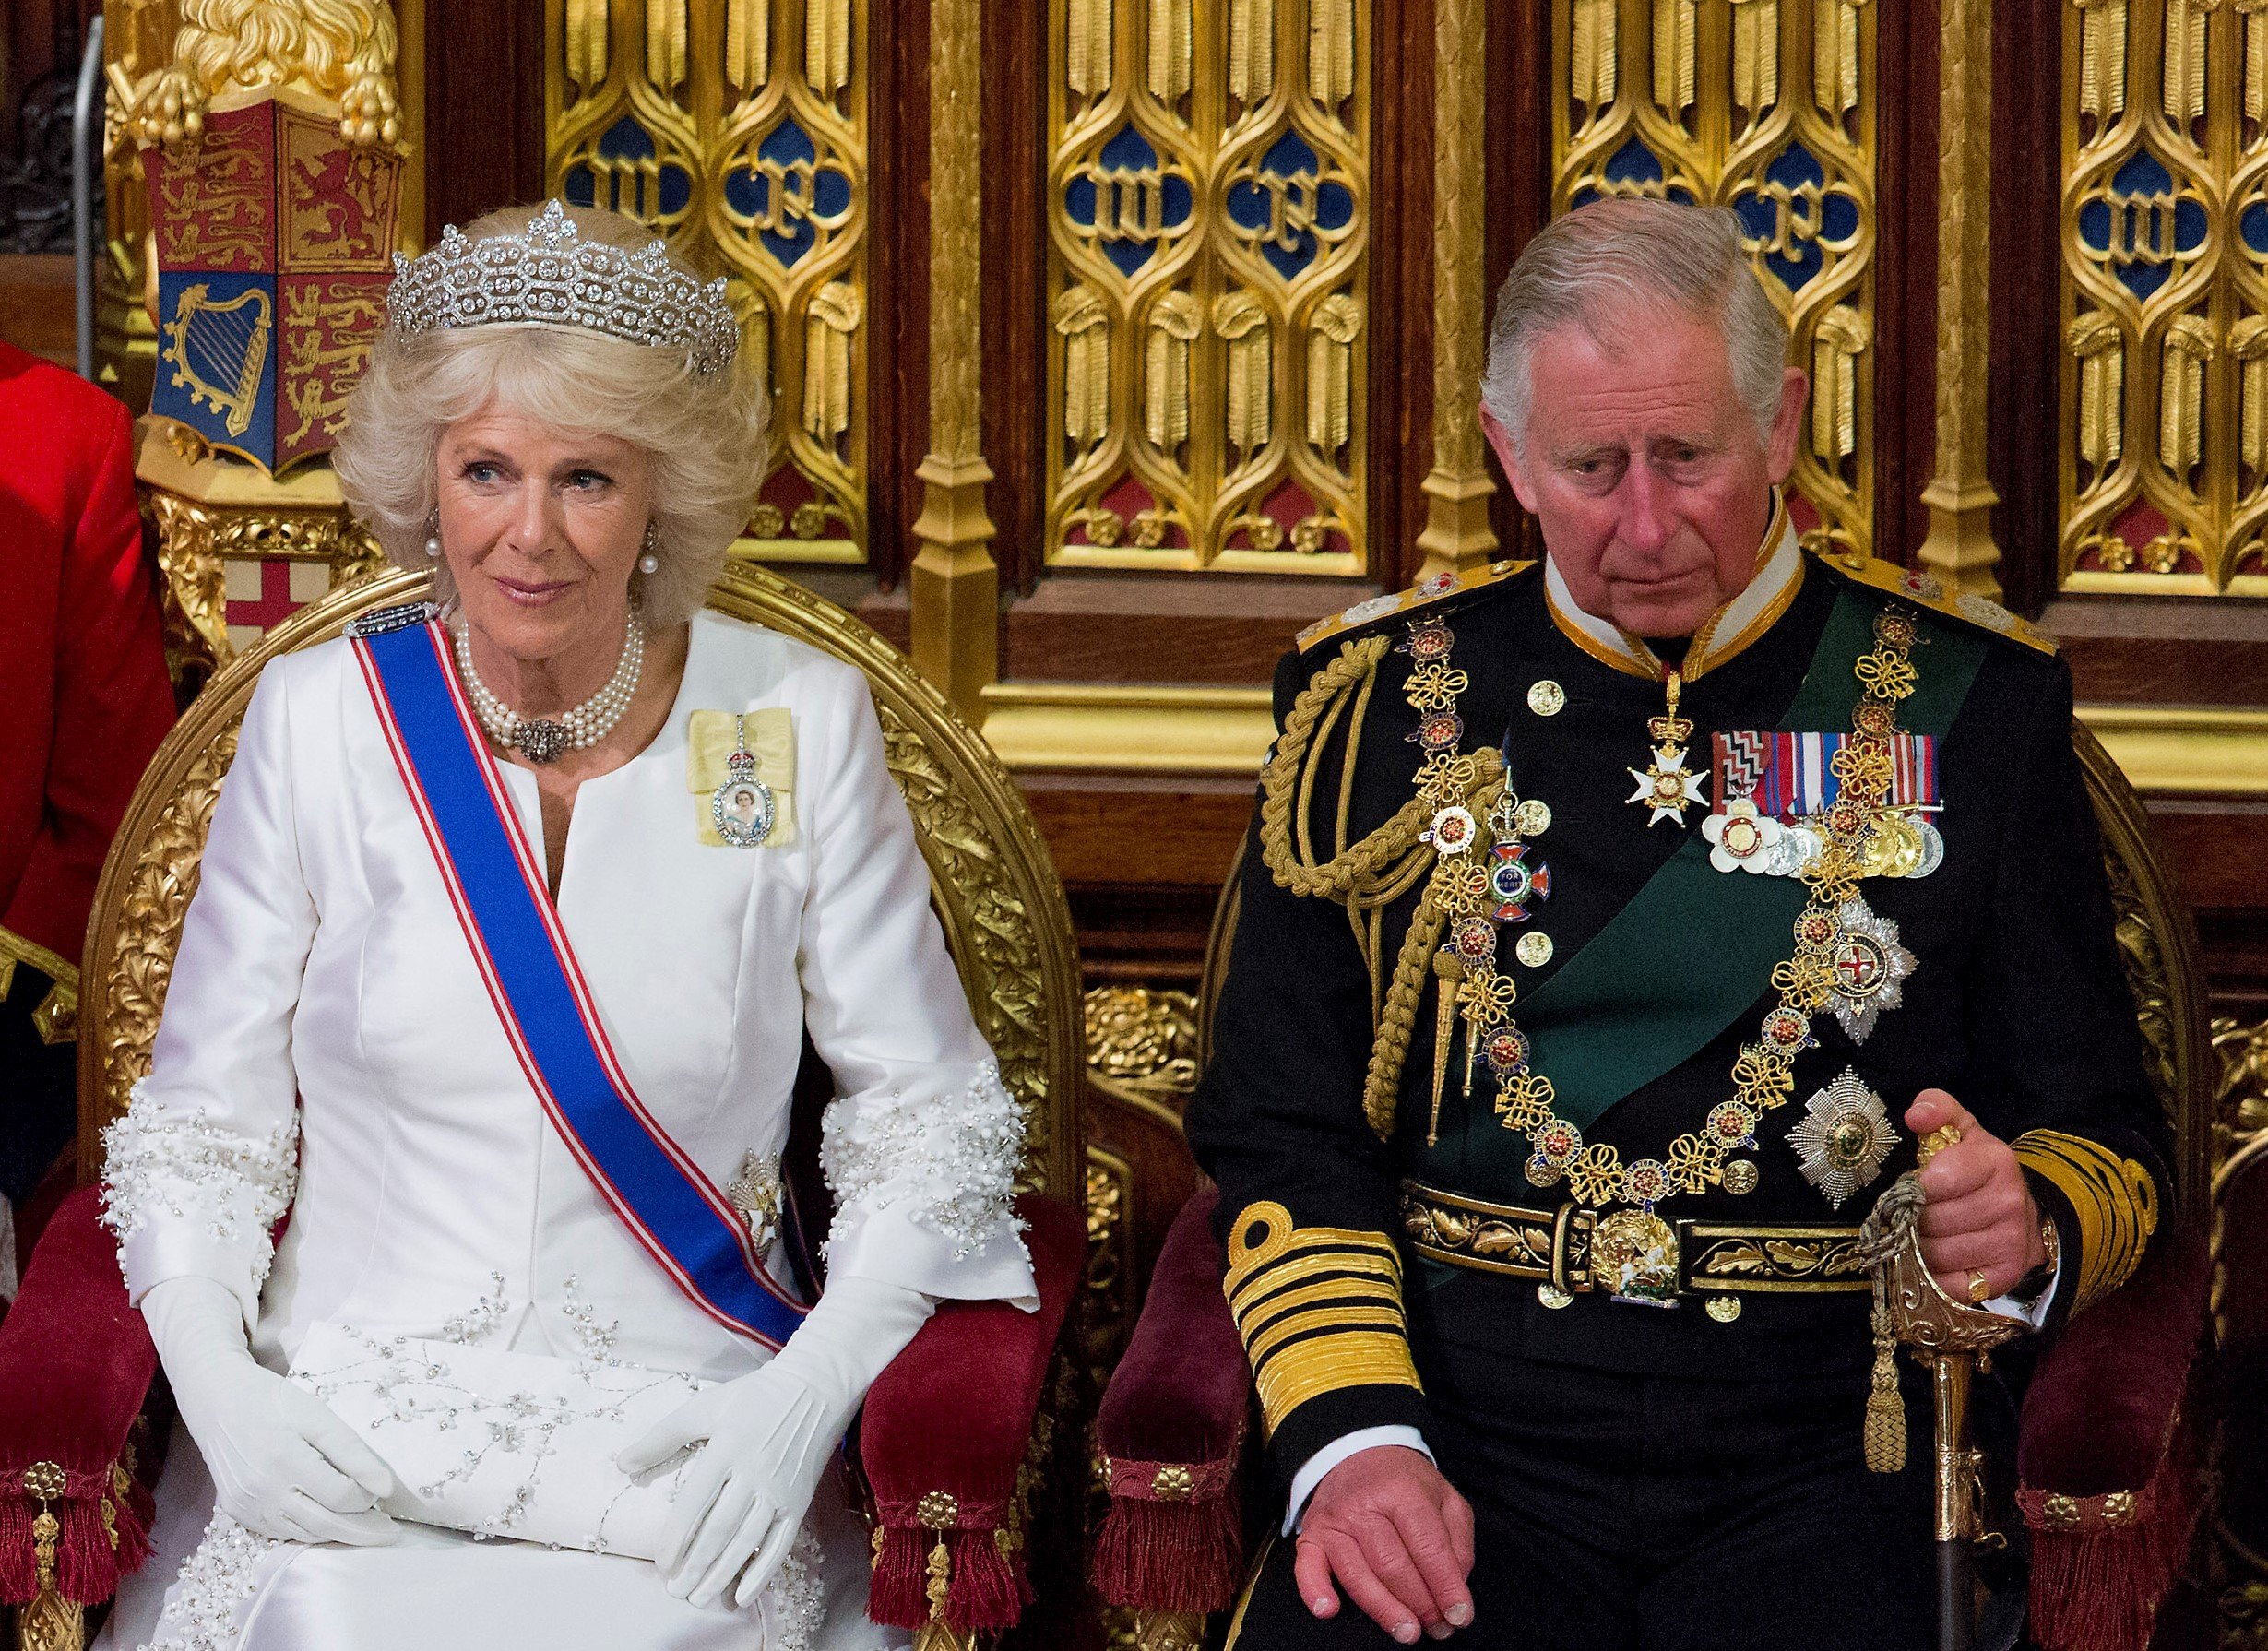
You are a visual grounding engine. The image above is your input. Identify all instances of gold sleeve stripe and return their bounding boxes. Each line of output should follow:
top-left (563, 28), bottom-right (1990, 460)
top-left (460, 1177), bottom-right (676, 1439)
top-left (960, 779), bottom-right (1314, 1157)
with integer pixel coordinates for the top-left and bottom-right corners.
top-left (2013, 1129), bottom-right (2160, 1312)
top-left (1222, 1201), bottom-right (1421, 1436)
top-left (1248, 1307), bottom-right (1410, 1370)
top-left (1253, 1333), bottom-right (1423, 1437)
top-left (1235, 1276), bottom-right (1404, 1340)
top-left (1229, 1250), bottom-right (1403, 1318)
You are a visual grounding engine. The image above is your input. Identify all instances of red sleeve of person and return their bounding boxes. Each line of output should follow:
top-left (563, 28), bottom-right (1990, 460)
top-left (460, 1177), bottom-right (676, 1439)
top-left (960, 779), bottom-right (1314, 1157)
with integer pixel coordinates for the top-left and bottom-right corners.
top-left (0, 338), bottom-right (176, 1226)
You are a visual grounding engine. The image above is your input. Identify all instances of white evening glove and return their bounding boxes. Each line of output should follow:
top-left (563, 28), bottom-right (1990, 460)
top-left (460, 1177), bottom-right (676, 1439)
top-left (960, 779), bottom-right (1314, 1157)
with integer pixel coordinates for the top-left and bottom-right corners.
top-left (618, 1274), bottom-right (934, 1608)
top-left (140, 1275), bottom-right (401, 1546)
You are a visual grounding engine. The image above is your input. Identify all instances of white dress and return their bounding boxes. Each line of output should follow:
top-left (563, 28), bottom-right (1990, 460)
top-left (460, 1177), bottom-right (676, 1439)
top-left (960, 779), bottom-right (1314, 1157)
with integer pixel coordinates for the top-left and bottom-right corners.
top-left (95, 610), bottom-right (1038, 1651)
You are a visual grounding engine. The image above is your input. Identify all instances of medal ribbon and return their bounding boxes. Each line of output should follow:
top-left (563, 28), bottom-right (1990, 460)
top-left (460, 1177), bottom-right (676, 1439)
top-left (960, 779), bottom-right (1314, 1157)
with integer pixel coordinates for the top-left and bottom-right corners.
top-left (353, 622), bottom-right (809, 1348)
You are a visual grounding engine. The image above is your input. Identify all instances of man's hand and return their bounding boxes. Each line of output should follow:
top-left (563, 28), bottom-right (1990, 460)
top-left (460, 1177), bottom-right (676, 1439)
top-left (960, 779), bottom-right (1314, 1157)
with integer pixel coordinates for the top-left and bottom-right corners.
top-left (1294, 1445), bottom-right (1475, 1643)
top-left (1907, 1089), bottom-right (2048, 1301)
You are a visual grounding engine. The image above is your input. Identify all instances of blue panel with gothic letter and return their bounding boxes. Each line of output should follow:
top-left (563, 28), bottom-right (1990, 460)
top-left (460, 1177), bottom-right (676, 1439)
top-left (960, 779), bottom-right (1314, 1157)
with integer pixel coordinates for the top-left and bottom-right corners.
top-left (1063, 125), bottom-right (1193, 277)
top-left (1225, 129), bottom-right (1355, 280)
top-left (1572, 137), bottom-right (1694, 210)
top-left (1730, 144), bottom-right (1856, 291)
top-left (2076, 152), bottom-right (2206, 299)
top-left (563, 117), bottom-right (693, 224)
top-left (722, 116), bottom-right (856, 267)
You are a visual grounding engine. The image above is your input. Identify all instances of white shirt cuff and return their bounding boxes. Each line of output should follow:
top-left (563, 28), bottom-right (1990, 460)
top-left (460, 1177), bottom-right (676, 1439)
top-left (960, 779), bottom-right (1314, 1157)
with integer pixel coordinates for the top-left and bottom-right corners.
top-left (1283, 1426), bottom-right (1433, 1535)
top-left (1983, 1243), bottom-right (2063, 1331)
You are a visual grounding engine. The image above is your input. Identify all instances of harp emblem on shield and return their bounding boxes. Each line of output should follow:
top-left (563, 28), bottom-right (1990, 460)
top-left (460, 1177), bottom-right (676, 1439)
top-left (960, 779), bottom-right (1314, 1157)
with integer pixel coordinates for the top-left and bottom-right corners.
top-left (162, 282), bottom-right (276, 439)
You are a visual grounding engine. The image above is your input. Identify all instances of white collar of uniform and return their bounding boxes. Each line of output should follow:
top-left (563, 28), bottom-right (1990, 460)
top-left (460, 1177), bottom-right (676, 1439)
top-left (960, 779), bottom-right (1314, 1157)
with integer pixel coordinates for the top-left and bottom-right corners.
top-left (1542, 492), bottom-right (1803, 683)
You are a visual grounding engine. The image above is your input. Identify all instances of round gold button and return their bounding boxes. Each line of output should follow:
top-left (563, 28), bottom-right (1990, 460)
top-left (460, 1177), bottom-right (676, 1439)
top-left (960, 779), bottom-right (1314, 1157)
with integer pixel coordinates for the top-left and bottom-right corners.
top-left (1705, 1296), bottom-right (1743, 1324)
top-left (1527, 680), bottom-right (1566, 716)
top-left (1721, 1158), bottom-right (1760, 1195)
top-left (1514, 798), bottom-right (1552, 837)
top-left (1537, 1284), bottom-right (1573, 1310)
top-left (1515, 931), bottom-right (1554, 968)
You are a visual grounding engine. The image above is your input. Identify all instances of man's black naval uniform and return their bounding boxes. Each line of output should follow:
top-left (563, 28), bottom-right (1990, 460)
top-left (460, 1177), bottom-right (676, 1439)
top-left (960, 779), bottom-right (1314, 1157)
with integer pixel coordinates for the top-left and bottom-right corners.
top-left (1186, 514), bottom-right (2170, 1651)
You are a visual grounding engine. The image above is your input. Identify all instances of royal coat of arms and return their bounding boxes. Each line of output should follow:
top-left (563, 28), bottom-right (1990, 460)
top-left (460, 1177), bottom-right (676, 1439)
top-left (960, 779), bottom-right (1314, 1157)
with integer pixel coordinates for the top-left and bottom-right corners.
top-left (146, 87), bottom-right (400, 474)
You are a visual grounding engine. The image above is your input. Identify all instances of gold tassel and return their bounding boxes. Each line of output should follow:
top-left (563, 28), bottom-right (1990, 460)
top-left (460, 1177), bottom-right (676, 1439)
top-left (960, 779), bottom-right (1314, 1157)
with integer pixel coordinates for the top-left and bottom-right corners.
top-left (1429, 950), bottom-right (1464, 1147)
top-left (1863, 1297), bottom-right (1906, 1472)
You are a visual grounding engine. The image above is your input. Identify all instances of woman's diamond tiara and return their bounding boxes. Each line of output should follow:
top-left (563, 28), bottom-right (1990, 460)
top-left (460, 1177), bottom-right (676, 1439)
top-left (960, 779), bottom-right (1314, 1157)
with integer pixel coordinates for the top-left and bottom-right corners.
top-left (386, 200), bottom-right (740, 375)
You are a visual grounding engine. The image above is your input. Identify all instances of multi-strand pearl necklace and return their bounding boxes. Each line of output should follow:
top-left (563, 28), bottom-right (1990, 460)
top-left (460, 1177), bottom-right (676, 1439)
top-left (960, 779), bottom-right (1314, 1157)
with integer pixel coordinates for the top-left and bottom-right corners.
top-left (453, 608), bottom-right (643, 764)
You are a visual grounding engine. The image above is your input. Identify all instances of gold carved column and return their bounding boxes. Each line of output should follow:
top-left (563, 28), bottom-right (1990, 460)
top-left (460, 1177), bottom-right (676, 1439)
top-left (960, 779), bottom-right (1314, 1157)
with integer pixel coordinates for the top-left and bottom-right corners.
top-left (1551, 0), bottom-right (1880, 561)
top-left (910, 0), bottom-right (1000, 715)
top-left (1418, 0), bottom-right (1500, 576)
top-left (1916, 0), bottom-right (2002, 598)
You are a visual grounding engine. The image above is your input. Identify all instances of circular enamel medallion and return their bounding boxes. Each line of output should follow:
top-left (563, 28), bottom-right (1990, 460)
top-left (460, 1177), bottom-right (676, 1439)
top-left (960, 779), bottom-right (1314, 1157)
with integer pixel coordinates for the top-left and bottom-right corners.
top-left (1514, 798), bottom-right (1552, 837)
top-left (1407, 621), bottom-right (1455, 661)
top-left (1515, 931), bottom-right (1554, 968)
top-left (1429, 804), bottom-right (1478, 853)
top-left (1796, 909), bottom-right (1838, 948)
top-left (1532, 1118), bottom-right (1582, 1168)
top-left (1416, 709), bottom-right (1464, 751)
top-left (1624, 1159), bottom-right (1671, 1205)
top-left (1831, 934), bottom-right (1890, 998)
top-left (712, 776), bottom-right (778, 848)
top-left (1721, 1158), bottom-right (1760, 1195)
top-left (1527, 680), bottom-right (1566, 717)
top-left (1874, 612), bottom-right (1917, 650)
top-left (1707, 1100), bottom-right (1757, 1146)
top-left (1761, 1008), bottom-right (1812, 1051)
top-left (1825, 802), bottom-right (1866, 843)
top-left (1719, 812), bottom-right (1767, 860)
top-left (1853, 700), bottom-right (1897, 739)
top-left (1484, 1027), bottom-right (1531, 1075)
top-left (1453, 916), bottom-right (1496, 962)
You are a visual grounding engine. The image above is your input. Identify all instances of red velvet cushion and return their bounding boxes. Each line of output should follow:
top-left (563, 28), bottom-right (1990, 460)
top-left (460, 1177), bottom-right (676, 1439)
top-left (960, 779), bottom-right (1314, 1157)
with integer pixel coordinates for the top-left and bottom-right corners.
top-left (2019, 1225), bottom-right (2209, 1497)
top-left (859, 1192), bottom-right (1085, 1631)
top-left (0, 1185), bottom-right (159, 1603)
top-left (1098, 1184), bottom-right (1250, 1468)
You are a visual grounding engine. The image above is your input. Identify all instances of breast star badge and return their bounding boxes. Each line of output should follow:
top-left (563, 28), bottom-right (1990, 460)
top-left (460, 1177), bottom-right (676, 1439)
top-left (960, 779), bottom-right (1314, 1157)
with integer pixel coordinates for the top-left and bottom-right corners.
top-left (1824, 896), bottom-right (1917, 1043)
top-left (1788, 1067), bottom-right (1900, 1210)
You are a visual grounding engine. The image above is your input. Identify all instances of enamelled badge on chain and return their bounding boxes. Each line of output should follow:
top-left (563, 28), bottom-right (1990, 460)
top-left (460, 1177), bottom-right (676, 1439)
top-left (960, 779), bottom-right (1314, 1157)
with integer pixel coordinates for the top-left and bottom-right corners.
top-left (710, 714), bottom-right (776, 848)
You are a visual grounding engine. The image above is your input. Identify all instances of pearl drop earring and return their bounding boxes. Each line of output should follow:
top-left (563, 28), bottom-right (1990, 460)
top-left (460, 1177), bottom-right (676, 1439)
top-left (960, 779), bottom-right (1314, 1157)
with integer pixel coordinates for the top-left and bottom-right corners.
top-left (424, 513), bottom-right (442, 558)
top-left (637, 523), bottom-right (660, 576)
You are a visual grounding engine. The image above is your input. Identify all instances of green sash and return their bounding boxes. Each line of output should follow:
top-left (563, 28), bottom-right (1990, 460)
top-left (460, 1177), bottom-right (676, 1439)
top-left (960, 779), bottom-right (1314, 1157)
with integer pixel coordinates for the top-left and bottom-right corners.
top-left (1499, 588), bottom-right (1987, 1134)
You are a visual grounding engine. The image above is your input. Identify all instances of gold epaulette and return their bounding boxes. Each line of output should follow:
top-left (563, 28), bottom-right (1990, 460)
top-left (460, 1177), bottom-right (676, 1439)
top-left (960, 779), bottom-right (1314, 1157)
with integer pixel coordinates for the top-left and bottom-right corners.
top-left (2012, 1129), bottom-right (2161, 1313)
top-left (1295, 558), bottom-right (1538, 654)
top-left (1221, 1200), bottom-right (1422, 1437)
top-left (0, 924), bottom-right (78, 1045)
top-left (1812, 547), bottom-right (2059, 656)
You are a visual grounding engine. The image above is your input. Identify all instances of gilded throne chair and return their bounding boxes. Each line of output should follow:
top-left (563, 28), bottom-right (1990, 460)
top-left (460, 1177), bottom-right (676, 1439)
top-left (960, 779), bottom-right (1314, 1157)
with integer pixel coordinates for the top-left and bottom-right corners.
top-left (1091, 720), bottom-right (2219, 1651)
top-left (0, 564), bottom-right (1091, 1651)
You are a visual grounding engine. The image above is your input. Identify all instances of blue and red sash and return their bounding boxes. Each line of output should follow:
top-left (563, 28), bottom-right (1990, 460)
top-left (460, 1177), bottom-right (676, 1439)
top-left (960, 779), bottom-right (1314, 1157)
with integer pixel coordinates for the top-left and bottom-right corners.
top-left (352, 619), bottom-right (808, 1348)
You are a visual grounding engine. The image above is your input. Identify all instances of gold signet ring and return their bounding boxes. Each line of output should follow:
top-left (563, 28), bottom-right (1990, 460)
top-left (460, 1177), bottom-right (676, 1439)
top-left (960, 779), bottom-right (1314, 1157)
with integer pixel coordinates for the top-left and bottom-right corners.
top-left (1965, 1268), bottom-right (1991, 1304)
top-left (1918, 1123), bottom-right (1964, 1165)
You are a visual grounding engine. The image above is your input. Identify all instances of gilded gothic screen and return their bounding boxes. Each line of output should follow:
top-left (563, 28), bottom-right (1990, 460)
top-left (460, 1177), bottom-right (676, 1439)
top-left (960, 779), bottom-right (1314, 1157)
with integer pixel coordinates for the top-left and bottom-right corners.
top-left (1045, 0), bottom-right (1371, 575)
top-left (2060, 0), bottom-right (2268, 596)
top-left (546, 0), bottom-right (870, 565)
top-left (1551, 0), bottom-right (1878, 561)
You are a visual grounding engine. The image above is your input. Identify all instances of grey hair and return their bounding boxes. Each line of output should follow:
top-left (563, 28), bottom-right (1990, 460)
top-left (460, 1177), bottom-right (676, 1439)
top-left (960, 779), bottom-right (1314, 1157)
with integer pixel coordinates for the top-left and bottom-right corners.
top-left (1480, 198), bottom-right (1791, 457)
top-left (333, 203), bottom-right (768, 629)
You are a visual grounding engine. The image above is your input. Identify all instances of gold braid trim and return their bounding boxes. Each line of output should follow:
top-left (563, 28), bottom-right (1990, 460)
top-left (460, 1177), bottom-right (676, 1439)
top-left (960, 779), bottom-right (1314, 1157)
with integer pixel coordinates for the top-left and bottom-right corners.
top-left (1362, 876), bottom-right (1448, 1141)
top-left (2013, 1129), bottom-right (2160, 1312)
top-left (1259, 636), bottom-right (1436, 900)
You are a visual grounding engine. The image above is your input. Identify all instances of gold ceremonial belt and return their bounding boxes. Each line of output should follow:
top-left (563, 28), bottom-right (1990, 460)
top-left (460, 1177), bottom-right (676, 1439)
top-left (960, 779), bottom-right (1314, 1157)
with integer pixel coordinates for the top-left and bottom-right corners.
top-left (1398, 1179), bottom-right (1870, 1313)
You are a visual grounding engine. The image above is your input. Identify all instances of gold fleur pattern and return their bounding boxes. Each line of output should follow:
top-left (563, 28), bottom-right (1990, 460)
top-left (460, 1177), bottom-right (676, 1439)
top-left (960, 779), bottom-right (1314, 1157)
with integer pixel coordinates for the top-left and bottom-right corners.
top-left (2012, 1126), bottom-right (2160, 1312)
top-left (1223, 1200), bottom-right (1421, 1436)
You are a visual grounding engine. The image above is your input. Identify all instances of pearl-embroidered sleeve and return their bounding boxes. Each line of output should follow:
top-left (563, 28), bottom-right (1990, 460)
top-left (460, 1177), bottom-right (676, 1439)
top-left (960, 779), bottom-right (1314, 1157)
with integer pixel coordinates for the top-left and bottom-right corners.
top-left (100, 662), bottom-right (311, 1327)
top-left (792, 660), bottom-right (1035, 1307)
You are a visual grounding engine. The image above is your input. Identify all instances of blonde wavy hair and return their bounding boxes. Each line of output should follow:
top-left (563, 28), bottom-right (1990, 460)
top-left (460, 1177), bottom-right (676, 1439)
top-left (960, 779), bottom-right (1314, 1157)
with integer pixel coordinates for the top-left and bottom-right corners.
top-left (334, 203), bottom-right (768, 628)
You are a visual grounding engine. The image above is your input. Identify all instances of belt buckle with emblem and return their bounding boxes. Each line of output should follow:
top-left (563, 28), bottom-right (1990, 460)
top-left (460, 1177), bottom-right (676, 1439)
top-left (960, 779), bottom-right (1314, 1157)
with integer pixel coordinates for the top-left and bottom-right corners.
top-left (1594, 1207), bottom-right (1680, 1308)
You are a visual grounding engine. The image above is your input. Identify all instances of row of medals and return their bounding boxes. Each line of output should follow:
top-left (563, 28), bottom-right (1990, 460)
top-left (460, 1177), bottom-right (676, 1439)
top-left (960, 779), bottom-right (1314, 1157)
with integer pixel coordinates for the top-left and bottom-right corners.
top-left (1402, 608), bottom-right (1930, 1314)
